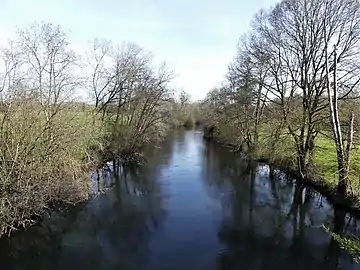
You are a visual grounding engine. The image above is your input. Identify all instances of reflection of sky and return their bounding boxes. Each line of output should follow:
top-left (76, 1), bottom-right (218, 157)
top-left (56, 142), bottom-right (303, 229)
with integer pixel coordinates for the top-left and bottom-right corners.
top-left (3, 130), bottom-right (360, 269)
top-left (145, 130), bottom-right (360, 269)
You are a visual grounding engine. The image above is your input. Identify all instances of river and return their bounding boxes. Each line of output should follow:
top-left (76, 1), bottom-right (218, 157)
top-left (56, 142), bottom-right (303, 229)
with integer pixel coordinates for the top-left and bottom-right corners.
top-left (1, 129), bottom-right (360, 269)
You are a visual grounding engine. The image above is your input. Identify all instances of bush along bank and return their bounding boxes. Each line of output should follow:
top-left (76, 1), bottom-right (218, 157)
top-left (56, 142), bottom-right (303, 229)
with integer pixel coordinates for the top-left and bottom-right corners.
top-left (0, 23), bottom-right (182, 238)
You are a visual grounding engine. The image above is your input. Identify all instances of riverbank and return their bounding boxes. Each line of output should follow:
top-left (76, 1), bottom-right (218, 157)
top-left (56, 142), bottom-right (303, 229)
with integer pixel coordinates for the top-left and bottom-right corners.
top-left (0, 155), bottom-right (144, 241)
top-left (2, 129), bottom-right (359, 269)
top-left (260, 158), bottom-right (360, 216)
top-left (203, 132), bottom-right (360, 216)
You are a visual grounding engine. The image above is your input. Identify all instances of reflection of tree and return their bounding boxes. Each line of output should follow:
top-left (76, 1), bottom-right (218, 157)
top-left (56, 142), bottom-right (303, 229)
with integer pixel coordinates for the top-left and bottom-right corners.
top-left (202, 140), bottom-right (251, 203)
top-left (2, 131), bottom-right (360, 269)
top-left (1, 145), bottom-right (170, 269)
top-left (57, 157), bottom-right (166, 269)
top-left (286, 183), bottom-right (315, 262)
top-left (321, 206), bottom-right (346, 269)
top-left (201, 140), bottom-right (355, 269)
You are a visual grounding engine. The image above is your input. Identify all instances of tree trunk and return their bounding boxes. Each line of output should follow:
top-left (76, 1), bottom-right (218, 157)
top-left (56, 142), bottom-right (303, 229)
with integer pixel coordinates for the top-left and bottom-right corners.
top-left (297, 150), bottom-right (307, 178)
top-left (324, 16), bottom-right (354, 198)
top-left (338, 111), bottom-right (354, 196)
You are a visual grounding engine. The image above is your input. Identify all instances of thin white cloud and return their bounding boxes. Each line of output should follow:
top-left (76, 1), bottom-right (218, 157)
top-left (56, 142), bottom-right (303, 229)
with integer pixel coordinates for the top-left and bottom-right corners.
top-left (0, 0), bottom-right (280, 101)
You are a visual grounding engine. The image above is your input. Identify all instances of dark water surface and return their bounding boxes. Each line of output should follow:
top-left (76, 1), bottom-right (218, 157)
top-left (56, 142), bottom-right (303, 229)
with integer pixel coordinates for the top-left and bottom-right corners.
top-left (1, 130), bottom-right (360, 269)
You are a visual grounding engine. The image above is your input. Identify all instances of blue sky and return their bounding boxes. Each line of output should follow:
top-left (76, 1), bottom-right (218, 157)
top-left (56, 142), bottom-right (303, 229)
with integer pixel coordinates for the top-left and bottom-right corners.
top-left (0, 0), bottom-right (279, 100)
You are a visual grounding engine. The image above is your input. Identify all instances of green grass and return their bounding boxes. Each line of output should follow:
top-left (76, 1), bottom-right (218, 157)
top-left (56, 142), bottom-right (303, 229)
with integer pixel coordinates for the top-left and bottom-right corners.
top-left (257, 125), bottom-right (360, 195)
top-left (314, 137), bottom-right (339, 186)
top-left (315, 136), bottom-right (360, 192)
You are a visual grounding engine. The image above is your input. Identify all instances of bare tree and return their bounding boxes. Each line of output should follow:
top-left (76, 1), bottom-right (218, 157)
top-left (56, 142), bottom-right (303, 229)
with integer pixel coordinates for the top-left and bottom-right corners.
top-left (202, 0), bottom-right (360, 184)
top-left (0, 23), bottom-right (90, 236)
top-left (324, 7), bottom-right (355, 197)
top-left (251, 0), bottom-right (360, 176)
top-left (179, 90), bottom-right (190, 108)
top-left (88, 41), bottom-right (174, 160)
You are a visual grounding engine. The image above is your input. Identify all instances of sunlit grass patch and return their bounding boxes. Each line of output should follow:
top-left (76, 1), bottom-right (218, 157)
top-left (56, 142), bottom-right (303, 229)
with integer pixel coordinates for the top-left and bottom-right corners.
top-left (315, 135), bottom-right (360, 194)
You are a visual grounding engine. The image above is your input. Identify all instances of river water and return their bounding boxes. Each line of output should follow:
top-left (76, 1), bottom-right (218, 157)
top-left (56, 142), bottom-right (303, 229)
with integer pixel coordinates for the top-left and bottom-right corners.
top-left (1, 129), bottom-right (360, 269)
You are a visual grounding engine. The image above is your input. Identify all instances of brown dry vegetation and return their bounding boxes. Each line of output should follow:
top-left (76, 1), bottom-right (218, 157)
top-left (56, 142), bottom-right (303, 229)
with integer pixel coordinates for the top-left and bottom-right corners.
top-left (0, 23), bottom-right (180, 237)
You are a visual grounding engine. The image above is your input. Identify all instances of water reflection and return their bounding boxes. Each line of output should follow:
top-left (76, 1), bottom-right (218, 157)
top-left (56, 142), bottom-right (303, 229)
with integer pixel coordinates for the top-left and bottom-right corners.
top-left (1, 130), bottom-right (360, 270)
top-left (203, 137), bottom-right (360, 269)
top-left (0, 160), bottom-right (166, 270)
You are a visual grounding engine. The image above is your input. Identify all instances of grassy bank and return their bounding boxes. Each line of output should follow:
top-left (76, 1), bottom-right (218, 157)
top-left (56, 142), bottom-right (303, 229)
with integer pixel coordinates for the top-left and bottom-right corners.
top-left (315, 137), bottom-right (360, 191)
top-left (259, 132), bottom-right (360, 198)
top-left (205, 127), bottom-right (360, 211)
